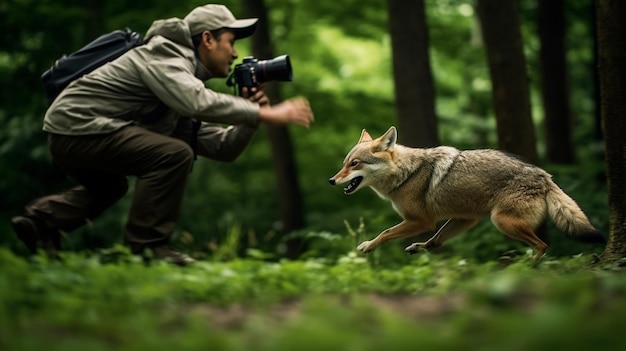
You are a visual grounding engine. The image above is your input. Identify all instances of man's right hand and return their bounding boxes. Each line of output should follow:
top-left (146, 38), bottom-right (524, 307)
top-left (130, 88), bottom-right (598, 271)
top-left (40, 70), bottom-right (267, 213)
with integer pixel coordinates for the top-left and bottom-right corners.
top-left (258, 97), bottom-right (314, 128)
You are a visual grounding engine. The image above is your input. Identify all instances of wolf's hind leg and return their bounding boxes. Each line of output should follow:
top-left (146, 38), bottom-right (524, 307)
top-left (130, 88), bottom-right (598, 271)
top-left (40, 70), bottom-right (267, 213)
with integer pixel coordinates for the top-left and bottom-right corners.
top-left (405, 218), bottom-right (479, 254)
top-left (491, 213), bottom-right (548, 262)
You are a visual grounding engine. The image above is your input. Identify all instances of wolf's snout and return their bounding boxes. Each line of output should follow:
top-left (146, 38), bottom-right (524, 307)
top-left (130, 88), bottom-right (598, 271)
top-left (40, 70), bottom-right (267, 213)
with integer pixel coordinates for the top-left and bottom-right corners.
top-left (329, 178), bottom-right (336, 185)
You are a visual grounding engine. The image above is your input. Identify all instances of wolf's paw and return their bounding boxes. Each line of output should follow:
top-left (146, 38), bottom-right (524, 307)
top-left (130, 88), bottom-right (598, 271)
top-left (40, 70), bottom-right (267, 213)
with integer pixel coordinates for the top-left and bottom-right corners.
top-left (404, 242), bottom-right (426, 255)
top-left (357, 240), bottom-right (375, 253)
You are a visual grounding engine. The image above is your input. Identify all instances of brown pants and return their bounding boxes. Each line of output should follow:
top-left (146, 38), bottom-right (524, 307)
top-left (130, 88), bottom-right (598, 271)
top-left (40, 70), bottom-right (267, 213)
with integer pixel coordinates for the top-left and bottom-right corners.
top-left (25, 126), bottom-right (194, 252)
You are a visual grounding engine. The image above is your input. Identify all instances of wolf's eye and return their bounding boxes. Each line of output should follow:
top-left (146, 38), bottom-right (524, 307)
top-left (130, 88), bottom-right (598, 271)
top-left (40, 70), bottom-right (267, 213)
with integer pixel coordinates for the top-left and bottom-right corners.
top-left (349, 160), bottom-right (358, 167)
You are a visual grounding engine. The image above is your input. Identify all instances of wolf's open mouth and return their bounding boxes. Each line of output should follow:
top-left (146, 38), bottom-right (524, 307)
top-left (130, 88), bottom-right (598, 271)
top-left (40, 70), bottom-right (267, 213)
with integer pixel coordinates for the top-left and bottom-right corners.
top-left (343, 176), bottom-right (363, 194)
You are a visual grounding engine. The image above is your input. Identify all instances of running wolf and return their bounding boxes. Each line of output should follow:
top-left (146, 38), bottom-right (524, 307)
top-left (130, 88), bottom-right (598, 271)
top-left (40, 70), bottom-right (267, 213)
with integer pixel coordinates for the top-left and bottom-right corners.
top-left (329, 126), bottom-right (603, 261)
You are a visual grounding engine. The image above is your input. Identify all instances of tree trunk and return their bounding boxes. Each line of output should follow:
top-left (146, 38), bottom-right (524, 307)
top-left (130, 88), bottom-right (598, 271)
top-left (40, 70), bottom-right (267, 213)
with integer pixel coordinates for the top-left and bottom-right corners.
top-left (595, 0), bottom-right (626, 262)
top-left (387, 0), bottom-right (439, 148)
top-left (538, 0), bottom-right (575, 164)
top-left (590, 2), bottom-right (604, 141)
top-left (475, 0), bottom-right (539, 165)
top-left (243, 0), bottom-right (305, 259)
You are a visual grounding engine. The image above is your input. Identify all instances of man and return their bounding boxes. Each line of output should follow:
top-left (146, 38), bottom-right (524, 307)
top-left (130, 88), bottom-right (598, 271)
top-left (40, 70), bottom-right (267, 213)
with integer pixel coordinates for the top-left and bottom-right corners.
top-left (11, 4), bottom-right (314, 265)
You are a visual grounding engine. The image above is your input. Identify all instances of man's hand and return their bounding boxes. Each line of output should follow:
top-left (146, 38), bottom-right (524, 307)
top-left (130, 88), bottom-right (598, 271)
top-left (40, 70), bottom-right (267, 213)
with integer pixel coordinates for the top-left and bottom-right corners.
top-left (241, 86), bottom-right (270, 106)
top-left (258, 97), bottom-right (314, 128)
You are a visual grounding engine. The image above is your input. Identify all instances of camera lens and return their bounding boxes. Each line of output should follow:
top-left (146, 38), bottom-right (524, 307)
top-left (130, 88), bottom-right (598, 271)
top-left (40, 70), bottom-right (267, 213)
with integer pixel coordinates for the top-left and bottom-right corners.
top-left (256, 55), bottom-right (292, 83)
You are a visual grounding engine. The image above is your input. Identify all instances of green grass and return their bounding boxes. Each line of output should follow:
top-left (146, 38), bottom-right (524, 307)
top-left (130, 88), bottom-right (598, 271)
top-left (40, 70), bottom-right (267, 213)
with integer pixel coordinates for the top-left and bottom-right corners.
top-left (1, 246), bottom-right (626, 350)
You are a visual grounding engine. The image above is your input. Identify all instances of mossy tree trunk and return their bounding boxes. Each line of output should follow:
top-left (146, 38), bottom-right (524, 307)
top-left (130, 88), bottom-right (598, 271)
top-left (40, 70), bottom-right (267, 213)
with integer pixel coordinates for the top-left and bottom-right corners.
top-left (595, 0), bottom-right (626, 262)
top-left (244, 0), bottom-right (305, 259)
top-left (475, 0), bottom-right (539, 165)
top-left (538, 0), bottom-right (575, 164)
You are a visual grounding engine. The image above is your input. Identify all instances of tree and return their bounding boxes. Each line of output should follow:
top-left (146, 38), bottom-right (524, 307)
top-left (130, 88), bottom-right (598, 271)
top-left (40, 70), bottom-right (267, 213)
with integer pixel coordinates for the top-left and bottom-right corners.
top-left (387, 0), bottom-right (439, 147)
top-left (243, 0), bottom-right (305, 258)
top-left (595, 0), bottom-right (626, 262)
top-left (538, 0), bottom-right (575, 164)
top-left (475, 0), bottom-right (539, 165)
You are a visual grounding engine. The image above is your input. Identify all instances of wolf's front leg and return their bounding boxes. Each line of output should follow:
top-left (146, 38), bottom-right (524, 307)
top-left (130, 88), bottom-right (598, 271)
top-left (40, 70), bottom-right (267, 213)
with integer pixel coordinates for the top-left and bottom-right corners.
top-left (357, 240), bottom-right (376, 252)
top-left (357, 220), bottom-right (433, 253)
top-left (405, 218), bottom-right (478, 254)
top-left (404, 242), bottom-right (429, 254)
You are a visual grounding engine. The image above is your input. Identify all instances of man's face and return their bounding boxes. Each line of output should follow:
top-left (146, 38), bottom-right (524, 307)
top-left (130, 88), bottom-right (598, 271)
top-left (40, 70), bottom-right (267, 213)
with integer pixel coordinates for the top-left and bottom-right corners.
top-left (201, 30), bottom-right (238, 78)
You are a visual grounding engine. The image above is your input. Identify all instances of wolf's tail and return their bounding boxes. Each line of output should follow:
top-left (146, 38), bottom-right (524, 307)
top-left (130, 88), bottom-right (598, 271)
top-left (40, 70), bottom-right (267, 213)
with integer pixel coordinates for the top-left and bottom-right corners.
top-left (546, 183), bottom-right (604, 243)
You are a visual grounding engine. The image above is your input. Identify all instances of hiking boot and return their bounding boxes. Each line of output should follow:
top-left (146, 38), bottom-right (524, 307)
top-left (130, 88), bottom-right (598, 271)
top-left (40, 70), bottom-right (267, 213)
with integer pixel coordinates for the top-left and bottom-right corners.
top-left (151, 245), bottom-right (195, 266)
top-left (11, 215), bottom-right (61, 255)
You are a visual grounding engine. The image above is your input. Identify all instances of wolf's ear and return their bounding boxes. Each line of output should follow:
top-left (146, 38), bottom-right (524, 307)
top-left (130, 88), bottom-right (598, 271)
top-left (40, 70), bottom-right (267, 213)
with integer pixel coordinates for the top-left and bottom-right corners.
top-left (358, 129), bottom-right (373, 143)
top-left (379, 126), bottom-right (397, 151)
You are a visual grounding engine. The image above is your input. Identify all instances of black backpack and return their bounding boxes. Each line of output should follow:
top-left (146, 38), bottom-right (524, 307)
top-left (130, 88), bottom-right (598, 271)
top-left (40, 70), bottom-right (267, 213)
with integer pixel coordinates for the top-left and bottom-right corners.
top-left (41, 28), bottom-right (143, 105)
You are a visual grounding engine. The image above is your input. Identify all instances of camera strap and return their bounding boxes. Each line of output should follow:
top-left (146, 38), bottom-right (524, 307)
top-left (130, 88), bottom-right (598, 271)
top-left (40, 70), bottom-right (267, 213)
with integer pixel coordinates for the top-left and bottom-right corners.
top-left (225, 72), bottom-right (240, 96)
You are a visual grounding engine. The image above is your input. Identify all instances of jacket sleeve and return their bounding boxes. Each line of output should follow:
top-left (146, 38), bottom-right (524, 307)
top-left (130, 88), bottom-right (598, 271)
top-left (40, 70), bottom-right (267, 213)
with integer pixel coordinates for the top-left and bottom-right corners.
top-left (137, 41), bottom-right (260, 126)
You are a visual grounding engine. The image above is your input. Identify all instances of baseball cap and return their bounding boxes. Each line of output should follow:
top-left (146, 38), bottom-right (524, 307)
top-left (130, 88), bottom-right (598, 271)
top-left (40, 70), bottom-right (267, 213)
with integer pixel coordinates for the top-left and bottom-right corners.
top-left (184, 4), bottom-right (258, 39)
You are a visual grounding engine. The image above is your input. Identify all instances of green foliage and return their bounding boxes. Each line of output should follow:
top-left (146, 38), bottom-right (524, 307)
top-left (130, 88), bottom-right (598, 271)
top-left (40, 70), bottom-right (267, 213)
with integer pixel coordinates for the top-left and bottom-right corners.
top-left (1, 248), bottom-right (626, 350)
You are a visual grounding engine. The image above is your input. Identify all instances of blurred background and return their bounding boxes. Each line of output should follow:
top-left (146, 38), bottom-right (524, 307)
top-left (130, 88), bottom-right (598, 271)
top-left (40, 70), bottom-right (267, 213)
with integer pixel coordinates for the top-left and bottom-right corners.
top-left (0, 0), bottom-right (608, 262)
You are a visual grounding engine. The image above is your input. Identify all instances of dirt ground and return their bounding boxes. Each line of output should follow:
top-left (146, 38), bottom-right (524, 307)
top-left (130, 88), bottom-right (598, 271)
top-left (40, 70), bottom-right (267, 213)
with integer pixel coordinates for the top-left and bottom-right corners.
top-left (188, 294), bottom-right (467, 329)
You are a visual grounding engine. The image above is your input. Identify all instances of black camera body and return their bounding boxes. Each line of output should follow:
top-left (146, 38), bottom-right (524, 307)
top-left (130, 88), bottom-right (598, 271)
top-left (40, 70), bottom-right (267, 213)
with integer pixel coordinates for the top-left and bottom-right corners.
top-left (227, 55), bottom-right (292, 95)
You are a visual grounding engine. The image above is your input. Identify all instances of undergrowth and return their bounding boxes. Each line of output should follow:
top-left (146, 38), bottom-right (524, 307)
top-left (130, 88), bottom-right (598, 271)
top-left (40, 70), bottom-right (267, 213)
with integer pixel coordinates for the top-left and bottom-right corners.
top-left (1, 245), bottom-right (626, 350)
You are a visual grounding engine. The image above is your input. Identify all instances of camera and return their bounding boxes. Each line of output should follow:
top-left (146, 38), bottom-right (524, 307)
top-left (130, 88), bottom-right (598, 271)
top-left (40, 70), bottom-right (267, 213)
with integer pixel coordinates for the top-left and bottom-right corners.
top-left (226, 55), bottom-right (292, 95)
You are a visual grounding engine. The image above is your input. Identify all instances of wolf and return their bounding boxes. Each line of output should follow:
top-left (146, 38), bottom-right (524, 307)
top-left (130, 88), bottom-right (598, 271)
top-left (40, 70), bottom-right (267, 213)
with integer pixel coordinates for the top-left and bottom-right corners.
top-left (329, 126), bottom-right (603, 261)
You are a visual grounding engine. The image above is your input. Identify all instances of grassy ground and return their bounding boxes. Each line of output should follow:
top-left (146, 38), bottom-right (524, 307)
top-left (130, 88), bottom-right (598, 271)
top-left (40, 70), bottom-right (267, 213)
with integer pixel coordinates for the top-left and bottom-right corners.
top-left (1, 247), bottom-right (625, 350)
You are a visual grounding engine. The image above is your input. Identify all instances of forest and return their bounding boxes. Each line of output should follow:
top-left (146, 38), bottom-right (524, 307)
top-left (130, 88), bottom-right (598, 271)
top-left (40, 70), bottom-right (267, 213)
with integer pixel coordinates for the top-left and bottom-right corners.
top-left (1, 0), bottom-right (625, 349)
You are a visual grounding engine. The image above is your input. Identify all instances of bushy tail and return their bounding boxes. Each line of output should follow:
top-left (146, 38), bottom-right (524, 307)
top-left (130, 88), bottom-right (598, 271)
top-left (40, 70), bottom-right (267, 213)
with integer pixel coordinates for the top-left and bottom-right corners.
top-left (546, 183), bottom-right (605, 243)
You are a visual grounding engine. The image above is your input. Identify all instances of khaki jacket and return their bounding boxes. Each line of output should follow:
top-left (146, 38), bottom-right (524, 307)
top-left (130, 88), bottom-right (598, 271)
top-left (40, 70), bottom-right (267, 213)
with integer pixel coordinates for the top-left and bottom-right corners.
top-left (43, 17), bottom-right (261, 162)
